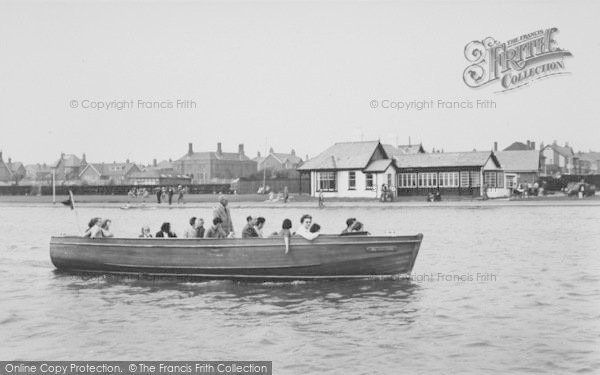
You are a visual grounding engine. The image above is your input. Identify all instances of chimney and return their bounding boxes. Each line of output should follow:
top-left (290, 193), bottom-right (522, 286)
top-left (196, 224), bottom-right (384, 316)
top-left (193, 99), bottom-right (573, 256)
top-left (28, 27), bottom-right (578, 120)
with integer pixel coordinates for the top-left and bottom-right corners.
top-left (217, 142), bottom-right (222, 156)
top-left (153, 158), bottom-right (157, 167)
top-left (530, 141), bottom-right (536, 150)
top-left (553, 140), bottom-right (557, 145)
top-left (188, 143), bottom-right (193, 156)
top-left (291, 149), bottom-right (296, 156)
top-left (238, 144), bottom-right (245, 155)
top-left (269, 147), bottom-right (274, 154)
top-left (305, 154), bottom-right (309, 161)
top-left (257, 151), bottom-right (261, 158)
top-left (527, 140), bottom-right (531, 148)
top-left (8, 157), bottom-right (12, 165)
top-left (126, 158), bottom-right (130, 163)
top-left (493, 141), bottom-right (498, 152)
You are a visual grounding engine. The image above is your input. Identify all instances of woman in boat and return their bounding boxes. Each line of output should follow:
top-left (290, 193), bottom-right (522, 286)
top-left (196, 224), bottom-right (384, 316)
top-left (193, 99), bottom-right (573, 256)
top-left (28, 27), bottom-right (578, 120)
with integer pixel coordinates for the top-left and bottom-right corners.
top-left (139, 225), bottom-right (152, 238)
top-left (255, 217), bottom-right (266, 237)
top-left (295, 214), bottom-right (319, 240)
top-left (99, 219), bottom-right (114, 238)
top-left (183, 217), bottom-right (199, 238)
top-left (83, 218), bottom-right (102, 238)
top-left (271, 219), bottom-right (293, 254)
top-left (156, 222), bottom-right (177, 238)
top-left (205, 217), bottom-right (227, 239)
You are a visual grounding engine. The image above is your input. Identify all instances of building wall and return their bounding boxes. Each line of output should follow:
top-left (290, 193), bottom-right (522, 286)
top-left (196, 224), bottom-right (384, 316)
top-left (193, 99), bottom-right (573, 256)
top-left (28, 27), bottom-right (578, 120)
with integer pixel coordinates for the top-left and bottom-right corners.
top-left (0, 163), bottom-right (12, 182)
top-left (307, 168), bottom-right (394, 198)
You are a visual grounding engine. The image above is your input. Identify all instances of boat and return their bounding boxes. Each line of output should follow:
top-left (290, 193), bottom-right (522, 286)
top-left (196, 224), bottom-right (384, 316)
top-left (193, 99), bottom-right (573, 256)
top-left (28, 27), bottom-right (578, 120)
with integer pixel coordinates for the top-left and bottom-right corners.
top-left (50, 234), bottom-right (423, 280)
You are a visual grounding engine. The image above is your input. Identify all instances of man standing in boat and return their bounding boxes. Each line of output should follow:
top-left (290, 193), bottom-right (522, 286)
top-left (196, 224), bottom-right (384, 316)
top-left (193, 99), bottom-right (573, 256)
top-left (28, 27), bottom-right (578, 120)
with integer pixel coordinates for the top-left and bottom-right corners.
top-left (213, 195), bottom-right (234, 237)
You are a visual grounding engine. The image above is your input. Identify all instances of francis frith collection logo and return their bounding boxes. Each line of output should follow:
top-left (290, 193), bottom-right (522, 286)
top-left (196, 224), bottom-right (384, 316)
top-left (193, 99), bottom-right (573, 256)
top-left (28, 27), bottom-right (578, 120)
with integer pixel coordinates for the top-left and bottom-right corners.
top-left (463, 28), bottom-right (572, 92)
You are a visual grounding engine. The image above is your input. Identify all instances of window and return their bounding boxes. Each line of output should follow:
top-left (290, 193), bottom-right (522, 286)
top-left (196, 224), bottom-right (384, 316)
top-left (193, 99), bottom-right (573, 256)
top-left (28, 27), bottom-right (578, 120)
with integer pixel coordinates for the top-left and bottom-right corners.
top-left (318, 172), bottom-right (336, 191)
top-left (506, 174), bottom-right (517, 188)
top-left (387, 173), bottom-right (392, 187)
top-left (460, 171), bottom-right (470, 187)
top-left (418, 172), bottom-right (438, 188)
top-left (439, 172), bottom-right (459, 187)
top-left (365, 173), bottom-right (374, 190)
top-left (398, 173), bottom-right (417, 188)
top-left (496, 172), bottom-right (504, 188)
top-left (470, 170), bottom-right (481, 187)
top-left (348, 171), bottom-right (356, 190)
top-left (484, 172), bottom-right (497, 188)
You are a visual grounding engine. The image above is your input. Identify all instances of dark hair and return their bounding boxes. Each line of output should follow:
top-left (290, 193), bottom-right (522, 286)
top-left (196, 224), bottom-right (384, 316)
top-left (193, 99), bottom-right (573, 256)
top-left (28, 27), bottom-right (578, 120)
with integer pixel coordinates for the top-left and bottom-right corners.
top-left (246, 216), bottom-right (253, 223)
top-left (256, 217), bottom-right (265, 225)
top-left (160, 222), bottom-right (171, 233)
top-left (282, 219), bottom-right (292, 230)
top-left (346, 218), bottom-right (356, 227)
top-left (309, 223), bottom-right (321, 233)
top-left (189, 216), bottom-right (197, 226)
top-left (300, 214), bottom-right (312, 223)
top-left (213, 217), bottom-right (223, 225)
top-left (354, 222), bottom-right (363, 231)
top-left (88, 217), bottom-right (101, 228)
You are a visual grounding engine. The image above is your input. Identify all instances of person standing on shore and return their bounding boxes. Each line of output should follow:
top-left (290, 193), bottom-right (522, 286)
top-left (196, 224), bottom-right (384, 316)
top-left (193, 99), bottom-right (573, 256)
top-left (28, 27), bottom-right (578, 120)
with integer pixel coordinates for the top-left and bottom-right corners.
top-left (177, 185), bottom-right (185, 204)
top-left (318, 189), bottom-right (324, 209)
top-left (156, 188), bottom-right (162, 204)
top-left (283, 186), bottom-right (289, 203)
top-left (167, 187), bottom-right (174, 205)
top-left (213, 195), bottom-right (234, 237)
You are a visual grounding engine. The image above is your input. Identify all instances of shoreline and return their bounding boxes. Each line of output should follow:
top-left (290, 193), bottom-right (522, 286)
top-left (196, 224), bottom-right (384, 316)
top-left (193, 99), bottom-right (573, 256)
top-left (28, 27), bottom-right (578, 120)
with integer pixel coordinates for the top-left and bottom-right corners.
top-left (0, 193), bottom-right (598, 208)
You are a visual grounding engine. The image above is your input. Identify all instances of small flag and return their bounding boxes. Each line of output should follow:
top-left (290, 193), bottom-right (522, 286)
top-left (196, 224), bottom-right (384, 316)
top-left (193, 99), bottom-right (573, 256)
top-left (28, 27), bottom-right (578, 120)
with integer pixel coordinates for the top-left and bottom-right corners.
top-left (61, 190), bottom-right (75, 210)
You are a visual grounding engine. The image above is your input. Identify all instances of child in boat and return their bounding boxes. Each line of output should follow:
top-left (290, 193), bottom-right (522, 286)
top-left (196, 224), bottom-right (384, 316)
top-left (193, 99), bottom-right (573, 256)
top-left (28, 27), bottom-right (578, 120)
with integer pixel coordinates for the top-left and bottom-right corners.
top-left (139, 225), bottom-right (152, 238)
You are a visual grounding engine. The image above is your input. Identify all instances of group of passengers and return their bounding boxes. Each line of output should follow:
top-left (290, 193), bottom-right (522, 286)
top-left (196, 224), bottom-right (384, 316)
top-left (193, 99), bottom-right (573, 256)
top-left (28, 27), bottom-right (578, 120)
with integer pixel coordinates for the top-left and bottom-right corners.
top-left (82, 217), bottom-right (114, 238)
top-left (83, 196), bottom-right (367, 241)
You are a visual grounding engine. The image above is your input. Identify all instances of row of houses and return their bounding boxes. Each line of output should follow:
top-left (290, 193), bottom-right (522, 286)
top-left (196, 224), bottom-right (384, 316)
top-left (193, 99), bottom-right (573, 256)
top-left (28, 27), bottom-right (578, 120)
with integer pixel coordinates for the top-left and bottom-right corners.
top-left (0, 143), bottom-right (304, 186)
top-left (297, 140), bottom-right (558, 199)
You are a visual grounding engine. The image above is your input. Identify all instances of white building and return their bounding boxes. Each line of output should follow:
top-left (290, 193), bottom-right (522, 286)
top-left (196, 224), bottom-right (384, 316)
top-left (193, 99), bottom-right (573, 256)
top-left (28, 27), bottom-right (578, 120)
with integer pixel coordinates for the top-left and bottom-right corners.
top-left (297, 141), bottom-right (396, 198)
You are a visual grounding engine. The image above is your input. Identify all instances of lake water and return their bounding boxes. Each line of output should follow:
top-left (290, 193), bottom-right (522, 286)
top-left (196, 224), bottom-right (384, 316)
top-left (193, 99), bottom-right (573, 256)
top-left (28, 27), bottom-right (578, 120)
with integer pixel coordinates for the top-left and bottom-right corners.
top-left (0, 203), bottom-right (599, 374)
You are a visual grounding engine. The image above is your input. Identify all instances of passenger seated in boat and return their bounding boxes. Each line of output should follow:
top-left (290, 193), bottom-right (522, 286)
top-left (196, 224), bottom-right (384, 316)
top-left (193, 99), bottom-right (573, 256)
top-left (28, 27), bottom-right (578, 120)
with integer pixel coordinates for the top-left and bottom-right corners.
top-left (270, 219), bottom-right (293, 254)
top-left (255, 217), bottom-right (266, 237)
top-left (156, 222), bottom-right (177, 238)
top-left (242, 216), bottom-right (259, 238)
top-left (295, 214), bottom-right (319, 240)
top-left (100, 219), bottom-right (114, 238)
top-left (340, 218), bottom-right (369, 236)
top-left (184, 216), bottom-right (199, 238)
top-left (271, 218), bottom-right (293, 237)
top-left (82, 217), bottom-right (102, 237)
top-left (139, 225), bottom-right (152, 238)
top-left (205, 217), bottom-right (227, 239)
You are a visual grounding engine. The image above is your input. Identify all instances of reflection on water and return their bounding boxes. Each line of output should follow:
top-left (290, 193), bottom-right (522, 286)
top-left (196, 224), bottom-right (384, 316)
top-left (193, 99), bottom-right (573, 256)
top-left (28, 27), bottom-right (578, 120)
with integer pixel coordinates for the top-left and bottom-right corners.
top-left (1, 204), bottom-right (599, 373)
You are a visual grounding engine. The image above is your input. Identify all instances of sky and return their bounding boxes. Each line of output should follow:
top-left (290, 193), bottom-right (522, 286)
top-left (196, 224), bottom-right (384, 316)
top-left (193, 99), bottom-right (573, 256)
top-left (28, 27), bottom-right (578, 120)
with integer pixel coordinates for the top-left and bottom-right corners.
top-left (0, 0), bottom-right (599, 165)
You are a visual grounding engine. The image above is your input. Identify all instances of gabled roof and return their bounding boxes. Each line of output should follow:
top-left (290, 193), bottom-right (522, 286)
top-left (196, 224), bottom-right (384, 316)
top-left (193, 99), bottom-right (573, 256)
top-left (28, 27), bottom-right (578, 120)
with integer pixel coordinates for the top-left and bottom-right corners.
top-left (543, 144), bottom-right (574, 158)
top-left (53, 154), bottom-right (83, 168)
top-left (298, 141), bottom-right (386, 171)
top-left (576, 151), bottom-right (600, 162)
top-left (253, 152), bottom-right (303, 166)
top-left (80, 162), bottom-right (139, 178)
top-left (364, 159), bottom-right (394, 173)
top-left (395, 151), bottom-right (499, 169)
top-left (383, 144), bottom-right (426, 156)
top-left (503, 142), bottom-right (533, 151)
top-left (495, 151), bottom-right (540, 172)
top-left (8, 161), bottom-right (24, 173)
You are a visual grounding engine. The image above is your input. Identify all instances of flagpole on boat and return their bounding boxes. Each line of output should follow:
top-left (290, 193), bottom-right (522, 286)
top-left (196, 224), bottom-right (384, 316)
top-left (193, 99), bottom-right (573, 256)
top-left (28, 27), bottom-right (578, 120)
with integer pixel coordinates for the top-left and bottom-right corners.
top-left (52, 169), bottom-right (56, 204)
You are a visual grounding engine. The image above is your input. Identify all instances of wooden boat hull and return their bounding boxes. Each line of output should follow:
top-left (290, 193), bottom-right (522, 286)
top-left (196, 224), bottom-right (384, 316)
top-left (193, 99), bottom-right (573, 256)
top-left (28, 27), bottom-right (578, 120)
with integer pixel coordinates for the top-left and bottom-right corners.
top-left (50, 234), bottom-right (423, 280)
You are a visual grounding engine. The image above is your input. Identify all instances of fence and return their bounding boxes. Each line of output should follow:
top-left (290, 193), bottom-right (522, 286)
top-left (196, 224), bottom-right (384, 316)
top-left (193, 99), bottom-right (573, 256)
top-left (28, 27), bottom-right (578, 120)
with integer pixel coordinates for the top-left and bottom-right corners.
top-left (0, 184), bottom-right (232, 196)
top-left (539, 175), bottom-right (600, 191)
top-left (233, 178), bottom-right (309, 195)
